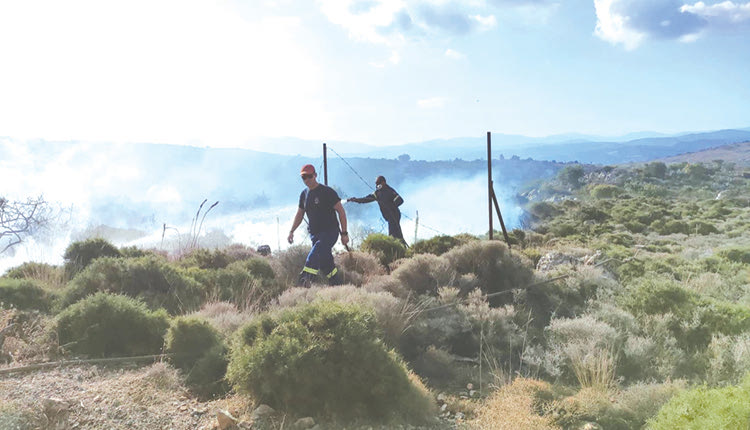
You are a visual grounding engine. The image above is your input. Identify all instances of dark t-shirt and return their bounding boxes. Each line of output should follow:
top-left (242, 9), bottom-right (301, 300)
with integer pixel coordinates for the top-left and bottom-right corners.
top-left (299, 185), bottom-right (340, 234)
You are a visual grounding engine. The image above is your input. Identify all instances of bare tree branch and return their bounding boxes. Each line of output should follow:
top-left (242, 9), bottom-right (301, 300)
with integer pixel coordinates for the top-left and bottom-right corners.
top-left (0, 195), bottom-right (53, 255)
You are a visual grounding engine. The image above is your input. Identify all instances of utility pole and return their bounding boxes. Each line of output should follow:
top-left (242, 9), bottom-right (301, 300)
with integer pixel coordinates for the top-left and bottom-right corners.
top-left (487, 132), bottom-right (493, 240)
top-left (323, 143), bottom-right (328, 185)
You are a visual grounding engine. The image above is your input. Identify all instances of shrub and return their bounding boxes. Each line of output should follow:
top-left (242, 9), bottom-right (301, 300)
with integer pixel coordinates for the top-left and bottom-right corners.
top-left (719, 247), bottom-right (750, 264)
top-left (179, 248), bottom-right (231, 269)
top-left (443, 241), bottom-right (534, 307)
top-left (165, 316), bottom-right (229, 398)
top-left (590, 184), bottom-right (623, 199)
top-left (410, 235), bottom-right (460, 256)
top-left (275, 285), bottom-right (409, 350)
top-left (706, 334), bottom-right (750, 385)
top-left (55, 292), bottom-right (169, 357)
top-left (3, 262), bottom-right (65, 290)
top-left (0, 278), bottom-right (52, 312)
top-left (63, 238), bottom-right (122, 278)
top-left (623, 277), bottom-right (697, 318)
top-left (195, 262), bottom-right (284, 310)
top-left (391, 253), bottom-right (455, 296)
top-left (558, 165), bottom-right (585, 189)
top-left (469, 378), bottom-right (555, 430)
top-left (528, 202), bottom-right (560, 220)
top-left (543, 316), bottom-right (619, 388)
top-left (643, 162), bottom-right (667, 179)
top-left (334, 251), bottom-right (384, 286)
top-left (270, 244), bottom-right (310, 286)
top-left (192, 301), bottom-right (252, 338)
top-left (551, 387), bottom-right (634, 430)
top-left (690, 220), bottom-right (719, 235)
top-left (616, 381), bottom-right (686, 429)
top-left (361, 233), bottom-right (407, 267)
top-left (227, 301), bottom-right (435, 423)
top-left (648, 374), bottom-right (750, 429)
top-left (60, 255), bottom-right (204, 314)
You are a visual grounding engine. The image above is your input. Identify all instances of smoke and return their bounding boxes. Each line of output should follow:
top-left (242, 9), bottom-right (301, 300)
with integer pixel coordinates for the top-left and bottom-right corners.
top-left (0, 139), bottom-right (524, 273)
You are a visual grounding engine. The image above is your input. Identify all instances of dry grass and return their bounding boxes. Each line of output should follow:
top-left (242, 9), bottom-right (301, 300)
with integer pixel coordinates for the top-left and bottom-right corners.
top-left (191, 301), bottom-right (253, 338)
top-left (467, 378), bottom-right (558, 430)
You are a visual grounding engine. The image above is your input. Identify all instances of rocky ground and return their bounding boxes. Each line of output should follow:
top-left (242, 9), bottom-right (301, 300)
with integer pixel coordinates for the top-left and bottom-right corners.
top-left (0, 362), bottom-right (463, 430)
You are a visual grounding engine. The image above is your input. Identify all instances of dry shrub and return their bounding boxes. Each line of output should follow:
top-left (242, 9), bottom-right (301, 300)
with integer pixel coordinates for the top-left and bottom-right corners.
top-left (139, 362), bottom-right (182, 392)
top-left (192, 301), bottom-right (252, 338)
top-left (391, 253), bottom-right (456, 296)
top-left (616, 380), bottom-right (686, 428)
top-left (443, 241), bottom-right (534, 307)
top-left (706, 333), bottom-right (750, 385)
top-left (363, 274), bottom-right (409, 297)
top-left (3, 262), bottom-right (66, 290)
top-left (269, 244), bottom-right (310, 286)
top-left (544, 316), bottom-right (618, 388)
top-left (551, 387), bottom-right (633, 430)
top-left (275, 285), bottom-right (410, 348)
top-left (223, 243), bottom-right (258, 262)
top-left (468, 378), bottom-right (557, 430)
top-left (334, 251), bottom-right (384, 286)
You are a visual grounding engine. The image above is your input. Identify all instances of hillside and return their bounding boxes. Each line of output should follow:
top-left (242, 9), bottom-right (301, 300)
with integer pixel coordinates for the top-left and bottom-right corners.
top-left (656, 141), bottom-right (750, 167)
top-left (2, 157), bottom-right (750, 429)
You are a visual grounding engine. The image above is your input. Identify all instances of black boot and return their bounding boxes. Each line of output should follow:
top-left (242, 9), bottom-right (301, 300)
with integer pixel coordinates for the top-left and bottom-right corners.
top-left (297, 271), bottom-right (315, 288)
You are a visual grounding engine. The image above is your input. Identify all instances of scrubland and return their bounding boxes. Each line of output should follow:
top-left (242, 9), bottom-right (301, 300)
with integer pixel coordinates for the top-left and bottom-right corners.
top-left (1, 160), bottom-right (749, 429)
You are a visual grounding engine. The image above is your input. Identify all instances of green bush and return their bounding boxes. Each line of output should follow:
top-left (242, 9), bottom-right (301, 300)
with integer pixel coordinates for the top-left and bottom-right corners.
top-left (56, 292), bottom-right (169, 357)
top-left (689, 220), bottom-right (719, 235)
top-left (226, 301), bottom-right (435, 423)
top-left (528, 201), bottom-right (560, 220)
top-left (410, 235), bottom-right (459, 256)
top-left (0, 278), bottom-right (52, 311)
top-left (191, 263), bottom-right (283, 311)
top-left (558, 165), bottom-right (585, 189)
top-left (63, 238), bottom-right (122, 278)
top-left (165, 316), bottom-right (229, 398)
top-left (623, 277), bottom-right (697, 318)
top-left (643, 162), bottom-right (667, 179)
top-left (590, 184), bottom-right (623, 199)
top-left (60, 255), bottom-right (204, 314)
top-left (719, 247), bottom-right (750, 264)
top-left (361, 233), bottom-right (407, 267)
top-left (179, 248), bottom-right (231, 269)
top-left (648, 374), bottom-right (750, 429)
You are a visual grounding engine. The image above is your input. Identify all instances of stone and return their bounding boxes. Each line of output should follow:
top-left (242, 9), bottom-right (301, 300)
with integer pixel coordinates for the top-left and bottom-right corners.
top-left (251, 404), bottom-right (276, 420)
top-left (216, 409), bottom-right (239, 430)
top-left (436, 393), bottom-right (447, 403)
top-left (43, 398), bottom-right (71, 430)
top-left (294, 417), bottom-right (316, 429)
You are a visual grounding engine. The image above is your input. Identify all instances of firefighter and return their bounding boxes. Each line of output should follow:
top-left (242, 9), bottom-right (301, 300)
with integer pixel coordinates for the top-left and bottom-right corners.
top-left (347, 175), bottom-right (407, 246)
top-left (288, 164), bottom-right (348, 286)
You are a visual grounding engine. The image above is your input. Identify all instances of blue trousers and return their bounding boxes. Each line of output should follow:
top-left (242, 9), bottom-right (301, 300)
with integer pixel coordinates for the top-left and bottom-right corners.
top-left (301, 229), bottom-right (339, 281)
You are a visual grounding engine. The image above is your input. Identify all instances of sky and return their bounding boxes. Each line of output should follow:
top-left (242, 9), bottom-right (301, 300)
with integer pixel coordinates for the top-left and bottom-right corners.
top-left (0, 0), bottom-right (748, 149)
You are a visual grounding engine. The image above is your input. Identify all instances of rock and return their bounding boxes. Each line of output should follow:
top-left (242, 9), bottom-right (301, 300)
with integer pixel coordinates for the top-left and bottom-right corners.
top-left (455, 412), bottom-right (465, 420)
top-left (294, 417), bottom-right (316, 429)
top-left (43, 397), bottom-right (71, 430)
top-left (436, 393), bottom-right (447, 403)
top-left (251, 404), bottom-right (276, 420)
top-left (579, 422), bottom-right (602, 430)
top-left (216, 409), bottom-right (239, 430)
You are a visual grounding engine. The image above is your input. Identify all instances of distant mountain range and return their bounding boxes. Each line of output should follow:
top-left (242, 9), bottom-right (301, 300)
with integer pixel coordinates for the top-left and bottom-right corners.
top-left (657, 141), bottom-right (750, 167)
top-left (244, 128), bottom-right (750, 165)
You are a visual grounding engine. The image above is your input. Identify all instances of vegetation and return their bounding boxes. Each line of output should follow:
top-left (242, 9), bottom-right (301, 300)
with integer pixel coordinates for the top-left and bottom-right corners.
top-left (1, 158), bottom-right (749, 428)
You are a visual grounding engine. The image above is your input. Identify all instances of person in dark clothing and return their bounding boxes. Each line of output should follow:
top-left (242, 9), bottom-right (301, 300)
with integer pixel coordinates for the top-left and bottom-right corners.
top-left (347, 176), bottom-right (407, 246)
top-left (288, 164), bottom-right (348, 286)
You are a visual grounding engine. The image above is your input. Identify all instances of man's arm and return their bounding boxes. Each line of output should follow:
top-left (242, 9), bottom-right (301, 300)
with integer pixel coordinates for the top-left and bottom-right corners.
top-left (287, 207), bottom-right (305, 244)
top-left (347, 193), bottom-right (377, 204)
top-left (333, 201), bottom-right (349, 246)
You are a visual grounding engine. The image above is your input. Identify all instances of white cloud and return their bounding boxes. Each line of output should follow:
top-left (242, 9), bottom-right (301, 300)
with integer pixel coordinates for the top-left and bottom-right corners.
top-left (471, 13), bottom-right (498, 29)
top-left (0, 0), bottom-right (330, 145)
top-left (417, 96), bottom-right (448, 108)
top-left (681, 1), bottom-right (750, 24)
top-left (594, 0), bottom-right (646, 50)
top-left (594, 0), bottom-right (707, 50)
top-left (445, 48), bottom-right (466, 59)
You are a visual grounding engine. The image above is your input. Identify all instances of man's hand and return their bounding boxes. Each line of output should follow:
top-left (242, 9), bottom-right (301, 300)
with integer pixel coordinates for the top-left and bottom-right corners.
top-left (287, 231), bottom-right (294, 244)
top-left (341, 234), bottom-right (349, 246)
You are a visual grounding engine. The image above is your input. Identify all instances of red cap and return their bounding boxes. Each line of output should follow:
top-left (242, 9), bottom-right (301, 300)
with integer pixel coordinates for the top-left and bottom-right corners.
top-left (300, 164), bottom-right (316, 175)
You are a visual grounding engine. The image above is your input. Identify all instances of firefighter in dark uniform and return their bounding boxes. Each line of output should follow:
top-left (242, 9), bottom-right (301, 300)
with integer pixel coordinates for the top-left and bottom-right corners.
top-left (288, 164), bottom-right (348, 286)
top-left (347, 175), bottom-right (407, 246)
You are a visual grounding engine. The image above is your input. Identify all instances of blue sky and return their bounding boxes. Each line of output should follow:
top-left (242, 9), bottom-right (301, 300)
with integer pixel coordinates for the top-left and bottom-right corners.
top-left (0, 0), bottom-right (748, 148)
